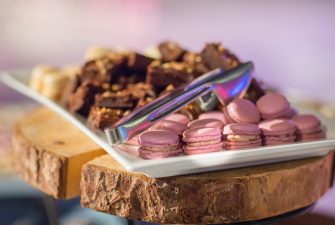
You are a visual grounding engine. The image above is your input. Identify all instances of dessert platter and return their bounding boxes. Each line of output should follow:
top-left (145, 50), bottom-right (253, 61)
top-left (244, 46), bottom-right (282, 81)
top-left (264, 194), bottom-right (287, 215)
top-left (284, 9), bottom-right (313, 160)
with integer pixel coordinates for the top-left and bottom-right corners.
top-left (2, 41), bottom-right (335, 177)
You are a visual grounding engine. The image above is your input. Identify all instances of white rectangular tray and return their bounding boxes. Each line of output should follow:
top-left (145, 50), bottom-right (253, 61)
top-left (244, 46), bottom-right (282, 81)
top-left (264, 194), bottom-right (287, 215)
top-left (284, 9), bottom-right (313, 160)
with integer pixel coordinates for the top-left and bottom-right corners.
top-left (2, 69), bottom-right (335, 178)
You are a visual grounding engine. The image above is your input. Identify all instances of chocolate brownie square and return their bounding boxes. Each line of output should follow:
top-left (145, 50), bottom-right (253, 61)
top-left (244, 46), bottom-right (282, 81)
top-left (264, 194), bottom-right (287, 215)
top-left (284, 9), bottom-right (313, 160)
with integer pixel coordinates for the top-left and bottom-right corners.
top-left (200, 43), bottom-right (240, 71)
top-left (79, 54), bottom-right (127, 86)
top-left (127, 52), bottom-right (154, 73)
top-left (146, 61), bottom-right (193, 91)
top-left (87, 107), bottom-right (126, 131)
top-left (95, 91), bottom-right (138, 110)
top-left (158, 41), bottom-right (186, 62)
top-left (67, 80), bottom-right (104, 117)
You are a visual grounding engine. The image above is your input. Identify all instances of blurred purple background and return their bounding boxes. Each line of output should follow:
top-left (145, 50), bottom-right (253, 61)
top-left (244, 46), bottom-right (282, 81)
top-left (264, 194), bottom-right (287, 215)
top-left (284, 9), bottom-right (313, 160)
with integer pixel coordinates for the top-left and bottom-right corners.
top-left (1, 1), bottom-right (335, 223)
top-left (1, 0), bottom-right (335, 102)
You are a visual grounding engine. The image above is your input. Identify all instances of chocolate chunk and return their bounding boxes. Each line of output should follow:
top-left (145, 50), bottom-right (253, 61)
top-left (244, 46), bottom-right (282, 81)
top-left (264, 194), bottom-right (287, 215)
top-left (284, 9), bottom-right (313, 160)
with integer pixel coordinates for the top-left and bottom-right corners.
top-left (146, 61), bottom-right (193, 91)
top-left (158, 41), bottom-right (186, 62)
top-left (67, 80), bottom-right (104, 117)
top-left (87, 107), bottom-right (126, 130)
top-left (243, 78), bottom-right (265, 103)
top-left (79, 54), bottom-right (127, 86)
top-left (200, 43), bottom-right (240, 71)
top-left (183, 52), bottom-right (210, 77)
top-left (95, 91), bottom-right (138, 110)
top-left (127, 53), bottom-right (154, 73)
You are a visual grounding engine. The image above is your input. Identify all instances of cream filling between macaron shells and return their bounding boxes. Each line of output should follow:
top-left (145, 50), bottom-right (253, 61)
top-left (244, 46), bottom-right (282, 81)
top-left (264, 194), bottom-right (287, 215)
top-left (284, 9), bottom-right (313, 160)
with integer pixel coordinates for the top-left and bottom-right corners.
top-left (226, 134), bottom-right (260, 142)
top-left (187, 138), bottom-right (222, 147)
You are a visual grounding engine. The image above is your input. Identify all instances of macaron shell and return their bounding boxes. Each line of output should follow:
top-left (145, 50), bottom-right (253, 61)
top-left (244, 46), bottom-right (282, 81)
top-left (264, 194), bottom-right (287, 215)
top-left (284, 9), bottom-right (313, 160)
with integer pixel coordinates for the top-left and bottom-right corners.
top-left (198, 111), bottom-right (226, 123)
top-left (226, 99), bottom-right (261, 124)
top-left (139, 147), bottom-right (183, 159)
top-left (264, 139), bottom-right (296, 145)
top-left (261, 106), bottom-right (295, 120)
top-left (257, 94), bottom-right (290, 119)
top-left (183, 127), bottom-right (222, 142)
top-left (259, 119), bottom-right (297, 135)
top-left (188, 118), bottom-right (224, 129)
top-left (160, 120), bottom-right (188, 135)
top-left (223, 107), bottom-right (235, 124)
top-left (223, 123), bottom-right (261, 136)
top-left (225, 139), bottom-right (262, 147)
top-left (264, 135), bottom-right (296, 142)
top-left (298, 129), bottom-right (325, 141)
top-left (165, 113), bottom-right (190, 124)
top-left (292, 114), bottom-right (321, 133)
top-left (300, 133), bottom-right (325, 141)
top-left (225, 140), bottom-right (262, 150)
top-left (184, 142), bottom-right (223, 155)
top-left (283, 107), bottom-right (298, 119)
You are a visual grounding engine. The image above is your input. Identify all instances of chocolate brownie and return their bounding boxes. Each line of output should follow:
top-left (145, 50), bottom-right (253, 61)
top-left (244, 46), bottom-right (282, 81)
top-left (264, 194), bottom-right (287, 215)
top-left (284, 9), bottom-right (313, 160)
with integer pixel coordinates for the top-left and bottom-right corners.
top-left (78, 54), bottom-right (127, 86)
top-left (158, 41), bottom-right (186, 62)
top-left (146, 61), bottom-right (193, 91)
top-left (127, 52), bottom-right (154, 73)
top-left (200, 43), bottom-right (240, 71)
top-left (67, 80), bottom-right (104, 117)
top-left (95, 91), bottom-right (138, 110)
top-left (87, 107), bottom-right (126, 130)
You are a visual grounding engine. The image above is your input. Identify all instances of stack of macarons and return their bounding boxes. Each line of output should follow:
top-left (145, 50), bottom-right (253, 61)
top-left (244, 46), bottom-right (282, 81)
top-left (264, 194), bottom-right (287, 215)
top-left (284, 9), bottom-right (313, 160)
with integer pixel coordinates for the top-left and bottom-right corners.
top-left (258, 119), bottom-right (297, 145)
top-left (183, 127), bottom-right (224, 155)
top-left (292, 114), bottom-right (325, 141)
top-left (137, 93), bottom-right (326, 159)
top-left (223, 123), bottom-right (262, 150)
top-left (138, 130), bottom-right (183, 159)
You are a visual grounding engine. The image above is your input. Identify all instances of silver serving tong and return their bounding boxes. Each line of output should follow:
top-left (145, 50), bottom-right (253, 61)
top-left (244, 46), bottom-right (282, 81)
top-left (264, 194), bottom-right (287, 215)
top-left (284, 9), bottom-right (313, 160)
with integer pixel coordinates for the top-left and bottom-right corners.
top-left (105, 61), bottom-right (254, 146)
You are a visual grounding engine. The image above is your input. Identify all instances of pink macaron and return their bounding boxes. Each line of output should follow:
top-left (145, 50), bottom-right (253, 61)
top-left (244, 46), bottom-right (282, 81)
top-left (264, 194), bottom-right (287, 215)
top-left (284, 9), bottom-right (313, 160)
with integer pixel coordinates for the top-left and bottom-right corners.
top-left (158, 120), bottom-right (188, 136)
top-left (223, 123), bottom-right (262, 150)
top-left (187, 118), bottom-right (224, 129)
top-left (182, 127), bottom-right (224, 155)
top-left (138, 130), bottom-right (183, 159)
top-left (292, 114), bottom-right (325, 141)
top-left (258, 119), bottom-right (297, 145)
top-left (198, 111), bottom-right (225, 123)
top-left (165, 113), bottom-right (190, 125)
top-left (223, 99), bottom-right (261, 124)
top-left (256, 93), bottom-right (294, 119)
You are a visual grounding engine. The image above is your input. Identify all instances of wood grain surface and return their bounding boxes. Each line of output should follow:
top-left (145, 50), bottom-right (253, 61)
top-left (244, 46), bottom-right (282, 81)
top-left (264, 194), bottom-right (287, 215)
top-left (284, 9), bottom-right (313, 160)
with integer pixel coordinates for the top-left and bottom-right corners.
top-left (12, 107), bottom-right (105, 199)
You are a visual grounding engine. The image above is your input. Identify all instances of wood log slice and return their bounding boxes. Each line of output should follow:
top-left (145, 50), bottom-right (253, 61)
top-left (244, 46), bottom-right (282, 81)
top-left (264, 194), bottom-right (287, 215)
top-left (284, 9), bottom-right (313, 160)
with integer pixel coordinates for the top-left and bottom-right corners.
top-left (81, 153), bottom-right (333, 224)
top-left (12, 107), bottom-right (105, 199)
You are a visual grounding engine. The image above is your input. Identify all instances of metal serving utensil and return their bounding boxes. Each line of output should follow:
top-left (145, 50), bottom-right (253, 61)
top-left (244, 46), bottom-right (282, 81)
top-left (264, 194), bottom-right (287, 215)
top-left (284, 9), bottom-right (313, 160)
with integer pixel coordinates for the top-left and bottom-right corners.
top-left (105, 61), bottom-right (254, 146)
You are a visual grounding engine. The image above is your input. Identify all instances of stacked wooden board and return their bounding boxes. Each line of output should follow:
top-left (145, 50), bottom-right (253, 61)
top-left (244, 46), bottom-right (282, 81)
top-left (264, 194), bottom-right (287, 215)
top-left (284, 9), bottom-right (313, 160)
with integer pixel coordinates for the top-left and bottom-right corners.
top-left (11, 107), bottom-right (334, 224)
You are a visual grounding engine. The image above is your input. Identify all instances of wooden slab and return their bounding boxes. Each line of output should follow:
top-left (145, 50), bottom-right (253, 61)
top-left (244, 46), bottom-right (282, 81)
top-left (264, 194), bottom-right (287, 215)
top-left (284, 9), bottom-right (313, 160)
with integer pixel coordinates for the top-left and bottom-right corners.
top-left (81, 154), bottom-right (333, 224)
top-left (12, 107), bottom-right (105, 199)
top-left (11, 106), bottom-right (334, 224)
